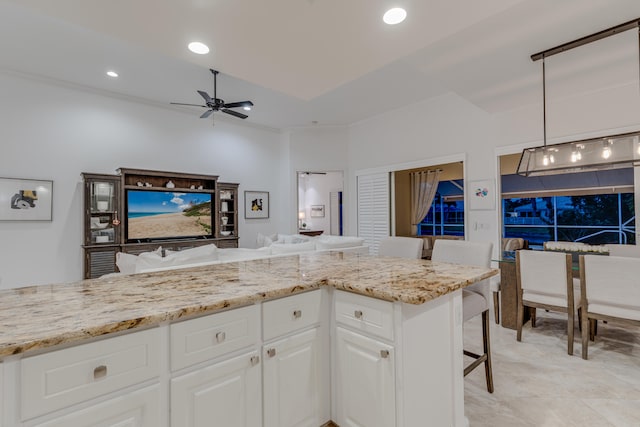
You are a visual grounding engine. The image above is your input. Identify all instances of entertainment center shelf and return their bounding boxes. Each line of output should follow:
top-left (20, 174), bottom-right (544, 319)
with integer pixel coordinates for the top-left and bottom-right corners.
top-left (81, 168), bottom-right (239, 279)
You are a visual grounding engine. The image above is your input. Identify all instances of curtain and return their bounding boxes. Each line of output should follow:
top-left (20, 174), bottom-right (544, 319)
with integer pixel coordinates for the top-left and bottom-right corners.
top-left (410, 170), bottom-right (441, 236)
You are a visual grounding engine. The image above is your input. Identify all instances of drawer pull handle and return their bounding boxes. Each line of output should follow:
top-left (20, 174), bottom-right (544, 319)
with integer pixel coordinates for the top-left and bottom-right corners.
top-left (293, 310), bottom-right (302, 319)
top-left (250, 355), bottom-right (260, 366)
top-left (380, 350), bottom-right (390, 359)
top-left (215, 331), bottom-right (226, 343)
top-left (93, 365), bottom-right (107, 380)
top-left (267, 348), bottom-right (276, 357)
top-left (354, 310), bottom-right (363, 319)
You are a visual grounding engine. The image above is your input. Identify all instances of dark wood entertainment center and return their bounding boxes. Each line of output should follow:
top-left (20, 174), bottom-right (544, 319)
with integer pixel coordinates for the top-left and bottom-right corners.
top-left (81, 168), bottom-right (239, 279)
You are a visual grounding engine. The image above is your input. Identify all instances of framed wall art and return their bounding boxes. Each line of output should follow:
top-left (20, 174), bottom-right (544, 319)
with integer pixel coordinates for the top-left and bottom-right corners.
top-left (244, 191), bottom-right (269, 219)
top-left (468, 179), bottom-right (495, 211)
top-left (310, 204), bottom-right (325, 218)
top-left (0, 177), bottom-right (53, 221)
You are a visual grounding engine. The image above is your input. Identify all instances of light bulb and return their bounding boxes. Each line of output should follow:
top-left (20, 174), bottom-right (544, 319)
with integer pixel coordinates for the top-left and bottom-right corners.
top-left (571, 152), bottom-right (578, 163)
top-left (383, 8), bottom-right (407, 25)
top-left (602, 146), bottom-right (612, 159)
top-left (542, 154), bottom-right (549, 166)
top-left (549, 154), bottom-right (555, 164)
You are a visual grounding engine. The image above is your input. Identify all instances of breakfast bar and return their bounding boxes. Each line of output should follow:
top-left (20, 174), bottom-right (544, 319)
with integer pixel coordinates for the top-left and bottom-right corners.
top-left (0, 252), bottom-right (497, 427)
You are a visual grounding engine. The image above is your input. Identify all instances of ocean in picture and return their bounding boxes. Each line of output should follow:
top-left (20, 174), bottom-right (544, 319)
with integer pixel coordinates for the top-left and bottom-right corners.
top-left (127, 191), bottom-right (212, 239)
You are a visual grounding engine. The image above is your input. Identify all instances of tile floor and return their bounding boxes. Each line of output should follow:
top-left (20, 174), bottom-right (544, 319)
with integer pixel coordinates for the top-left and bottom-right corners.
top-left (464, 311), bottom-right (640, 427)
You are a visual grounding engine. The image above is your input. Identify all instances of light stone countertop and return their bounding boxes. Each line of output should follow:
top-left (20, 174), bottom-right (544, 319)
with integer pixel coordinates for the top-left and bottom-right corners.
top-left (0, 252), bottom-right (498, 358)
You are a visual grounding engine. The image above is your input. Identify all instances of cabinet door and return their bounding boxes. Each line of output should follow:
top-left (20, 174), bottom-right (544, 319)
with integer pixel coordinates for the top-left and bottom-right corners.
top-left (171, 351), bottom-right (261, 427)
top-left (31, 385), bottom-right (160, 427)
top-left (263, 328), bottom-right (328, 427)
top-left (335, 327), bottom-right (395, 427)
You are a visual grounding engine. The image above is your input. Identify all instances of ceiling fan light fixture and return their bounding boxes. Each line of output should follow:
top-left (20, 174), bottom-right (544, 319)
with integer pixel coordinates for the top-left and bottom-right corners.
top-left (383, 7), bottom-right (406, 25)
top-left (106, 70), bottom-right (118, 78)
top-left (188, 41), bottom-right (210, 55)
top-left (243, 106), bottom-right (251, 111)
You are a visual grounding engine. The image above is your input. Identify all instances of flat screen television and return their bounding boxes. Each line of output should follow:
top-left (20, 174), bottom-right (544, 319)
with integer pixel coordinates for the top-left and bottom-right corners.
top-left (125, 190), bottom-right (213, 242)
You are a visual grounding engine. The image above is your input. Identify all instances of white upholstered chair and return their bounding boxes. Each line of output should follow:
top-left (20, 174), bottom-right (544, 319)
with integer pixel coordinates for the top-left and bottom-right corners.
top-left (378, 236), bottom-right (424, 259)
top-left (579, 254), bottom-right (640, 360)
top-left (605, 244), bottom-right (640, 258)
top-left (515, 250), bottom-right (579, 355)
top-left (431, 239), bottom-right (494, 393)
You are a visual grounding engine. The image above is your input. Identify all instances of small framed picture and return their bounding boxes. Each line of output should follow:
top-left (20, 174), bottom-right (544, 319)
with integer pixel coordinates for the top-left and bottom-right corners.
top-left (468, 179), bottom-right (495, 211)
top-left (310, 204), bottom-right (325, 218)
top-left (245, 191), bottom-right (269, 219)
top-left (0, 177), bottom-right (53, 221)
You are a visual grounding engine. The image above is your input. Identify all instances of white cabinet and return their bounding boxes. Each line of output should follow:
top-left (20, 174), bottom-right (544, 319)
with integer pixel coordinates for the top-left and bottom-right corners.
top-left (334, 327), bottom-right (395, 427)
top-left (263, 328), bottom-right (326, 427)
top-left (262, 289), bottom-right (329, 427)
top-left (21, 328), bottom-right (161, 421)
top-left (30, 385), bottom-right (160, 427)
top-left (171, 350), bottom-right (261, 427)
top-left (333, 289), bottom-right (465, 427)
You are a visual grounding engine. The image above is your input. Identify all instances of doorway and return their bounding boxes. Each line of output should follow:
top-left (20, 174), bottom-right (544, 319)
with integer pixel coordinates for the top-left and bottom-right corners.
top-left (297, 171), bottom-right (344, 236)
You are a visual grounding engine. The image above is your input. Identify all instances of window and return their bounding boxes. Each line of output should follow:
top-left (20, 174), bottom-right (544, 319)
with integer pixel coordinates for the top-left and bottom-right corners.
top-left (418, 180), bottom-right (464, 236)
top-left (503, 193), bottom-right (635, 247)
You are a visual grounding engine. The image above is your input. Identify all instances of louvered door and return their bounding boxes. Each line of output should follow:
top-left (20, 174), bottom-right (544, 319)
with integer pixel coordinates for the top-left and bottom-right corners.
top-left (357, 173), bottom-right (390, 255)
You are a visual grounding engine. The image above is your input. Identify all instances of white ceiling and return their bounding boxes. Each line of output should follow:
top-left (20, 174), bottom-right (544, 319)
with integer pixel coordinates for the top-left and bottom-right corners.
top-left (1, 0), bottom-right (639, 130)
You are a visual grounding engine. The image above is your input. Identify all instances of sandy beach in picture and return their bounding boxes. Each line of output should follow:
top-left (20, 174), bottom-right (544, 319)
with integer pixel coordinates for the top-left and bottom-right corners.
top-left (128, 212), bottom-right (211, 239)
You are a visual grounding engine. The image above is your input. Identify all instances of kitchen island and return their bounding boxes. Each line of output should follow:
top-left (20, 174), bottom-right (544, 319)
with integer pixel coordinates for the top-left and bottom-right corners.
top-left (0, 252), bottom-right (497, 427)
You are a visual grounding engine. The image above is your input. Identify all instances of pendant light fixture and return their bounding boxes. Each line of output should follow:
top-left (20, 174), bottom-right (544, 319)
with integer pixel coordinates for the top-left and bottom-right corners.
top-left (517, 18), bottom-right (640, 177)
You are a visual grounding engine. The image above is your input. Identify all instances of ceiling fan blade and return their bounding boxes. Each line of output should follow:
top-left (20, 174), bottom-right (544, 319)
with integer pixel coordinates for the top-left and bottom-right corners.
top-left (222, 109), bottom-right (248, 119)
top-left (223, 100), bottom-right (254, 109)
top-left (200, 109), bottom-right (214, 119)
top-left (197, 90), bottom-right (213, 103)
top-left (170, 102), bottom-right (208, 107)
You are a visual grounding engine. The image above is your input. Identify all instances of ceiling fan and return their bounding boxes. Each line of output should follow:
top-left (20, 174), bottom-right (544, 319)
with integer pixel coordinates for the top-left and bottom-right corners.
top-left (170, 69), bottom-right (254, 122)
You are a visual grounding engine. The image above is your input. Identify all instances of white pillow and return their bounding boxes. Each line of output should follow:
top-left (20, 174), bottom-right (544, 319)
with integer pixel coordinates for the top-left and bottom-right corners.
top-left (163, 244), bottom-right (218, 264)
top-left (277, 234), bottom-right (311, 244)
top-left (135, 251), bottom-right (164, 272)
top-left (270, 240), bottom-right (316, 254)
top-left (315, 236), bottom-right (365, 250)
top-left (256, 232), bottom-right (278, 248)
top-left (115, 252), bottom-right (138, 274)
top-left (136, 244), bottom-right (218, 272)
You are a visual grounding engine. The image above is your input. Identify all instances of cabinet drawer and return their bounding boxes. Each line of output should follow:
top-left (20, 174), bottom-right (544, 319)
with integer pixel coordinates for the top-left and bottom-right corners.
top-left (31, 385), bottom-right (160, 427)
top-left (21, 328), bottom-right (161, 421)
top-left (171, 304), bottom-right (259, 371)
top-left (334, 290), bottom-right (394, 341)
top-left (263, 290), bottom-right (322, 341)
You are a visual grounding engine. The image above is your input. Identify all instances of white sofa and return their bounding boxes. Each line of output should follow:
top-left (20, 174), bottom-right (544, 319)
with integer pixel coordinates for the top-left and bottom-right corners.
top-left (115, 234), bottom-right (369, 275)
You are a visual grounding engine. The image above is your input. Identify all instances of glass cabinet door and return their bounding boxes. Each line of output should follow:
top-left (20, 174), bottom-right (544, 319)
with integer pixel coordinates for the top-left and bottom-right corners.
top-left (90, 181), bottom-right (115, 213)
top-left (83, 174), bottom-right (121, 246)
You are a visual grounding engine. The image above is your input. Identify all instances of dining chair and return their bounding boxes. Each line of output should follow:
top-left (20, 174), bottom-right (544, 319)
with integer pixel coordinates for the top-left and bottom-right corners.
top-left (491, 238), bottom-right (525, 324)
top-left (378, 236), bottom-right (424, 259)
top-left (605, 244), bottom-right (640, 258)
top-left (579, 254), bottom-right (640, 360)
top-left (431, 239), bottom-right (494, 393)
top-left (515, 250), bottom-right (579, 355)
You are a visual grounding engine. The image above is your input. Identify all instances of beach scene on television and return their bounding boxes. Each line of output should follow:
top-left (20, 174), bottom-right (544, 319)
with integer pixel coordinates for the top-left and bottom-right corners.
top-left (127, 191), bottom-right (212, 239)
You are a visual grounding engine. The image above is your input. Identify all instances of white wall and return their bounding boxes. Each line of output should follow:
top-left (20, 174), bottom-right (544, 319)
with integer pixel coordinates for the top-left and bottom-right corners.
top-left (288, 127), bottom-right (348, 232)
top-left (0, 72), bottom-right (288, 288)
top-left (347, 92), bottom-right (497, 246)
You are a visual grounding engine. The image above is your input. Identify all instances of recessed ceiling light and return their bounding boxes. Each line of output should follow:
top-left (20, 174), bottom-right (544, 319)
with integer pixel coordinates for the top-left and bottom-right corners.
top-left (243, 106), bottom-right (251, 111)
top-left (106, 70), bottom-right (118, 78)
top-left (383, 7), bottom-right (407, 25)
top-left (188, 41), bottom-right (210, 54)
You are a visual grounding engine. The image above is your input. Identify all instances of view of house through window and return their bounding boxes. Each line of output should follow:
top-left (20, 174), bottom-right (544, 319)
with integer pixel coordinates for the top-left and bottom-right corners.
top-left (500, 153), bottom-right (635, 249)
top-left (503, 193), bottom-right (635, 248)
top-left (418, 189), bottom-right (464, 236)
